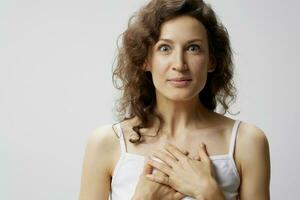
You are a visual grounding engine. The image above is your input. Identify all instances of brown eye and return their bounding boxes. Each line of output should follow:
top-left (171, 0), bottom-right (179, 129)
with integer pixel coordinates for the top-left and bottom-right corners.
top-left (187, 44), bottom-right (201, 52)
top-left (158, 44), bottom-right (171, 52)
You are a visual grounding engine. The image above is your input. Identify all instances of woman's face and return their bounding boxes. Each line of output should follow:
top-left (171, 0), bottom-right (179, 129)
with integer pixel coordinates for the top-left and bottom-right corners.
top-left (147, 15), bottom-right (213, 102)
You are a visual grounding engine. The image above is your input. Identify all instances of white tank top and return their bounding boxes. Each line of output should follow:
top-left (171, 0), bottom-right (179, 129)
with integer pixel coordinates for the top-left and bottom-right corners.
top-left (110, 120), bottom-right (241, 200)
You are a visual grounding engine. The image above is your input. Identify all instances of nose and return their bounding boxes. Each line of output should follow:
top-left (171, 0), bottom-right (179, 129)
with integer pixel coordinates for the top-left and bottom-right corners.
top-left (172, 49), bottom-right (188, 72)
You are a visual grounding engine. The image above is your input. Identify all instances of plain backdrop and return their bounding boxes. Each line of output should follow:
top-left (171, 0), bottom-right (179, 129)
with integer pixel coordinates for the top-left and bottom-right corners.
top-left (1, 0), bottom-right (300, 199)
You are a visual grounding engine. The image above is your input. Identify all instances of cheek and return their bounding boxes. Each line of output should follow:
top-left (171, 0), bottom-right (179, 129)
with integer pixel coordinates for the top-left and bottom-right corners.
top-left (150, 55), bottom-right (170, 77)
top-left (188, 55), bottom-right (209, 70)
top-left (188, 57), bottom-right (209, 86)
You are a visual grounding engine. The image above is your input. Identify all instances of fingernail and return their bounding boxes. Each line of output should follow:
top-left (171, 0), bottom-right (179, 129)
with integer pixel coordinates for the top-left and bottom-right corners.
top-left (145, 174), bottom-right (153, 180)
top-left (145, 156), bottom-right (151, 162)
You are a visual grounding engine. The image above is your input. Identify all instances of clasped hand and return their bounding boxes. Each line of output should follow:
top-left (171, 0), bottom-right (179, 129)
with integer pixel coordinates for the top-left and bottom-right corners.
top-left (132, 143), bottom-right (224, 200)
top-left (147, 142), bottom-right (218, 199)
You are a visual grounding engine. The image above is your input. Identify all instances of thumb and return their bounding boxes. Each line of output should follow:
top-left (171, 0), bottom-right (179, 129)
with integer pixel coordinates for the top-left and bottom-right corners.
top-left (174, 191), bottom-right (185, 200)
top-left (143, 158), bottom-right (153, 175)
top-left (198, 142), bottom-right (210, 162)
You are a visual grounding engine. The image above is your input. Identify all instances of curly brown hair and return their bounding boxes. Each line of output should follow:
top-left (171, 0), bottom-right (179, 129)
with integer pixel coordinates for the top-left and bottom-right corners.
top-left (112, 0), bottom-right (237, 143)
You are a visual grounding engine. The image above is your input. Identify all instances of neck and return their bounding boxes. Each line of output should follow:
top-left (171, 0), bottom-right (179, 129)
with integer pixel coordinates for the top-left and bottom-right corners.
top-left (153, 95), bottom-right (213, 138)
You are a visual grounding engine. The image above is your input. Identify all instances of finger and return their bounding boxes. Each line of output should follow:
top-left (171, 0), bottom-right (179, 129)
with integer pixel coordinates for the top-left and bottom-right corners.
top-left (142, 157), bottom-right (153, 175)
top-left (192, 155), bottom-right (201, 161)
top-left (145, 173), bottom-right (169, 185)
top-left (160, 148), bottom-right (188, 160)
top-left (174, 191), bottom-right (185, 200)
top-left (148, 157), bottom-right (172, 176)
top-left (152, 149), bottom-right (177, 168)
top-left (182, 149), bottom-right (189, 156)
top-left (160, 144), bottom-right (189, 157)
top-left (152, 168), bottom-right (165, 176)
top-left (164, 143), bottom-right (187, 162)
top-left (198, 142), bottom-right (210, 162)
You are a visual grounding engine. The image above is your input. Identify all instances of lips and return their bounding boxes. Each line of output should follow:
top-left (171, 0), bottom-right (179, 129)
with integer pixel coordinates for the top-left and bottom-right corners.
top-left (167, 77), bottom-right (192, 87)
top-left (168, 77), bottom-right (192, 81)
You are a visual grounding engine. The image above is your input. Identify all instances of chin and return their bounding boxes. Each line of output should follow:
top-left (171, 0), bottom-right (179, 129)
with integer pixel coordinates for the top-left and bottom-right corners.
top-left (165, 92), bottom-right (199, 102)
top-left (156, 87), bottom-right (201, 102)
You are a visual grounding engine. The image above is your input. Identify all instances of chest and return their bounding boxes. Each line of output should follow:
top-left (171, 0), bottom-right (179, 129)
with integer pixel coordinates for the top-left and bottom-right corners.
top-left (125, 128), bottom-right (232, 158)
top-left (110, 153), bottom-right (240, 200)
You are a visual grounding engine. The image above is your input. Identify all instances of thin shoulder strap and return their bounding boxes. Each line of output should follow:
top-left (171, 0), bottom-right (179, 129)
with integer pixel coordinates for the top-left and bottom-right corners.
top-left (228, 120), bottom-right (241, 157)
top-left (115, 123), bottom-right (127, 154)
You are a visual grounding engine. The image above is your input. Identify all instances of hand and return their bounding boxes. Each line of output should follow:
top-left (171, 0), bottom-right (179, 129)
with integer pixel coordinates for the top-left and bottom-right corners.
top-left (146, 143), bottom-right (225, 199)
top-left (131, 159), bottom-right (185, 200)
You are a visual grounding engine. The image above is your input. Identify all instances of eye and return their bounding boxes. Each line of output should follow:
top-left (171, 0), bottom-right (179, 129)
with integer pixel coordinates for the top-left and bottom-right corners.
top-left (158, 44), bottom-right (171, 53)
top-left (187, 44), bottom-right (201, 53)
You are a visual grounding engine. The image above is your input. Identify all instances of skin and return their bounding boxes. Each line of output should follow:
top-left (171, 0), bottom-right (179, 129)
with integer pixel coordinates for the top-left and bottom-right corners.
top-left (79, 15), bottom-right (270, 200)
top-left (131, 152), bottom-right (188, 200)
top-left (145, 143), bottom-right (224, 199)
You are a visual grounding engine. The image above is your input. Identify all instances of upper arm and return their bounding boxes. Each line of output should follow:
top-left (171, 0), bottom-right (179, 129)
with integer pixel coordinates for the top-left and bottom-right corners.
top-left (79, 125), bottom-right (119, 200)
top-left (238, 123), bottom-right (271, 200)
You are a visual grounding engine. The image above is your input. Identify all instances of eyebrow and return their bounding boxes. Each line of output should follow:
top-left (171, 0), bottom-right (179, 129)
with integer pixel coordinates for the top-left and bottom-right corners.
top-left (158, 38), bottom-right (203, 44)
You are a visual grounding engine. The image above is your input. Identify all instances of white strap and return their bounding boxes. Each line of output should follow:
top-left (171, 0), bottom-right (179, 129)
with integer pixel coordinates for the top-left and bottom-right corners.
top-left (116, 123), bottom-right (127, 154)
top-left (229, 120), bottom-right (241, 157)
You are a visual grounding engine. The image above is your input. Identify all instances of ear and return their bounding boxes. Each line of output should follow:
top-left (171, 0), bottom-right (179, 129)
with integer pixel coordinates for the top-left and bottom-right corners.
top-left (207, 59), bottom-right (215, 73)
top-left (208, 65), bottom-right (215, 73)
top-left (143, 60), bottom-right (151, 72)
top-left (143, 50), bottom-right (153, 72)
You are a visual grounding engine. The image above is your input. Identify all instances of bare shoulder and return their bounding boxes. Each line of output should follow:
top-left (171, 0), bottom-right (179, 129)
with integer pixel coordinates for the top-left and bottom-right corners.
top-left (84, 124), bottom-right (121, 175)
top-left (236, 121), bottom-right (270, 176)
top-left (87, 124), bottom-right (119, 147)
top-left (237, 122), bottom-right (269, 153)
top-left (79, 124), bottom-right (120, 199)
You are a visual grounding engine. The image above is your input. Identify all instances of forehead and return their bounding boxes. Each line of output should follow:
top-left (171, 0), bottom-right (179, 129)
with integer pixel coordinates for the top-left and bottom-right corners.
top-left (159, 15), bottom-right (207, 42)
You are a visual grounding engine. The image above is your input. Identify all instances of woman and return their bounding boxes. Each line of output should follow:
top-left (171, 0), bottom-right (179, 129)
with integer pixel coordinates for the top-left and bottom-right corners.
top-left (79, 0), bottom-right (270, 199)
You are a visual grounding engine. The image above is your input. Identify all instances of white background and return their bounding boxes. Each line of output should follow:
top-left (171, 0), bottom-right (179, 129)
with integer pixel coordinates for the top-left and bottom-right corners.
top-left (1, 0), bottom-right (299, 199)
